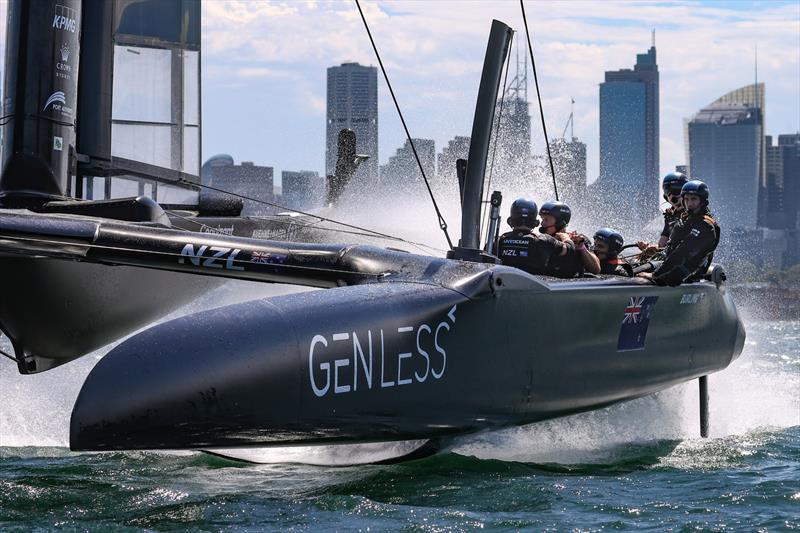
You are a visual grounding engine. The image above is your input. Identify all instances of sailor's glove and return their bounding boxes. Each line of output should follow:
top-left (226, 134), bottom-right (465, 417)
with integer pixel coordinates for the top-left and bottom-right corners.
top-left (638, 245), bottom-right (660, 261)
top-left (571, 233), bottom-right (591, 247)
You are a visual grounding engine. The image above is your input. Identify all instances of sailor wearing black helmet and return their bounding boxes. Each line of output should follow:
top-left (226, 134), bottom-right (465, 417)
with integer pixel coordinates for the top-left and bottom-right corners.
top-left (637, 172), bottom-right (689, 256)
top-left (593, 228), bottom-right (632, 277)
top-left (538, 201), bottom-right (600, 275)
top-left (496, 198), bottom-right (576, 278)
top-left (638, 180), bottom-right (720, 286)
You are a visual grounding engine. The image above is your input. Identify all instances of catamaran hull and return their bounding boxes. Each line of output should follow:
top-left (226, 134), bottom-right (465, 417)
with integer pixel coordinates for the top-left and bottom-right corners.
top-left (0, 254), bottom-right (223, 373)
top-left (70, 269), bottom-right (745, 451)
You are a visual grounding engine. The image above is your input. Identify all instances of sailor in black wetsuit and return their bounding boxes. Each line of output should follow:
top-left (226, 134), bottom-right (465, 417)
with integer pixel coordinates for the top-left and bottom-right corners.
top-left (593, 228), bottom-right (633, 277)
top-left (538, 201), bottom-right (600, 276)
top-left (638, 180), bottom-right (720, 286)
top-left (637, 172), bottom-right (688, 256)
top-left (497, 198), bottom-right (576, 278)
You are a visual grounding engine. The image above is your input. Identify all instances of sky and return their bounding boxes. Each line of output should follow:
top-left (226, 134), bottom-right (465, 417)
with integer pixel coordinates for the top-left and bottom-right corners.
top-left (0, 0), bottom-right (797, 186)
top-left (198, 0), bottom-right (799, 185)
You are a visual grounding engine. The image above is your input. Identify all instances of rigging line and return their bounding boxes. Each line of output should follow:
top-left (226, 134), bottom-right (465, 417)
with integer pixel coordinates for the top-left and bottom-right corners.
top-left (480, 31), bottom-right (515, 242)
top-left (0, 347), bottom-right (16, 363)
top-left (520, 0), bottom-right (559, 201)
top-left (179, 179), bottom-right (423, 247)
top-left (164, 208), bottom-right (446, 255)
top-left (354, 0), bottom-right (454, 251)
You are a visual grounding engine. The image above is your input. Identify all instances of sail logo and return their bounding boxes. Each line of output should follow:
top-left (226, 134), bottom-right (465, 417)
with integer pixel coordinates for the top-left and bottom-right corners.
top-left (178, 243), bottom-right (245, 271)
top-left (42, 91), bottom-right (66, 111)
top-left (308, 305), bottom-right (457, 398)
top-left (53, 5), bottom-right (77, 33)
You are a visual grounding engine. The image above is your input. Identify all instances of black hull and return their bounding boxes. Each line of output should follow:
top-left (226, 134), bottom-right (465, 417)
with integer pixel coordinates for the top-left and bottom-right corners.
top-left (0, 254), bottom-right (222, 373)
top-left (70, 267), bottom-right (745, 451)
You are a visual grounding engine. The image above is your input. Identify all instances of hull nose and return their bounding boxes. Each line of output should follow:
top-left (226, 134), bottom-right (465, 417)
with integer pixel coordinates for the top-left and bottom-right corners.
top-left (731, 316), bottom-right (746, 362)
top-left (70, 283), bottom-right (468, 451)
top-left (70, 299), bottom-right (300, 451)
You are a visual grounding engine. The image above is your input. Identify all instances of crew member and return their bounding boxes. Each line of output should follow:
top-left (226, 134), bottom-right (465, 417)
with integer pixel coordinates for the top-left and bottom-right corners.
top-left (539, 201), bottom-right (600, 275)
top-left (637, 171), bottom-right (689, 256)
top-left (497, 198), bottom-right (577, 278)
top-left (593, 228), bottom-right (632, 277)
top-left (638, 180), bottom-right (720, 286)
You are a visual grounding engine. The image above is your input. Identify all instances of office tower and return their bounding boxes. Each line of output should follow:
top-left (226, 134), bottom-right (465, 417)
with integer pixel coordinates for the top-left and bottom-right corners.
top-left (326, 62), bottom-right (378, 188)
top-left (490, 48), bottom-right (532, 189)
top-left (201, 157), bottom-right (274, 215)
top-left (379, 138), bottom-right (435, 195)
top-left (437, 136), bottom-right (471, 184)
top-left (598, 42), bottom-right (659, 230)
top-left (550, 137), bottom-right (587, 209)
top-left (282, 170), bottom-right (324, 210)
top-left (686, 84), bottom-right (765, 229)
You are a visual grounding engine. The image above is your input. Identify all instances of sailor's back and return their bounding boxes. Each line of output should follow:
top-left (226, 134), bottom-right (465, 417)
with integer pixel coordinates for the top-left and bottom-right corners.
top-left (497, 228), bottom-right (572, 277)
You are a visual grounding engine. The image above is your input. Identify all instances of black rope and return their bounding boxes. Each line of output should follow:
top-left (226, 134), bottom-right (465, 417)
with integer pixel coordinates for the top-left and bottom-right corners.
top-left (0, 347), bottom-right (16, 363)
top-left (480, 32), bottom-right (514, 242)
top-left (180, 179), bottom-right (432, 249)
top-left (354, 0), bottom-right (454, 250)
top-left (164, 207), bottom-right (445, 255)
top-left (520, 0), bottom-right (559, 201)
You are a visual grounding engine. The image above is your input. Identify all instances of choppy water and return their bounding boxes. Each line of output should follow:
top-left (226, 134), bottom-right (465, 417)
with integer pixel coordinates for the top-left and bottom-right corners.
top-left (1, 295), bottom-right (798, 531)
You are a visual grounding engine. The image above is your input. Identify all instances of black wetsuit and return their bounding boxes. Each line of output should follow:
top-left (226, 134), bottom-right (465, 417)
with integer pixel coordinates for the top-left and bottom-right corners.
top-left (660, 207), bottom-right (683, 241)
top-left (653, 207), bottom-right (720, 286)
top-left (497, 228), bottom-right (576, 278)
top-left (599, 258), bottom-right (633, 277)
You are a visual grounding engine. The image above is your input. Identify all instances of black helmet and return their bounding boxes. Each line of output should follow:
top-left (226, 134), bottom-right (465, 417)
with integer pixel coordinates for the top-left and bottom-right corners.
top-left (508, 198), bottom-right (538, 228)
top-left (593, 227), bottom-right (624, 256)
top-left (681, 180), bottom-right (709, 201)
top-left (662, 172), bottom-right (688, 198)
top-left (539, 201), bottom-right (571, 230)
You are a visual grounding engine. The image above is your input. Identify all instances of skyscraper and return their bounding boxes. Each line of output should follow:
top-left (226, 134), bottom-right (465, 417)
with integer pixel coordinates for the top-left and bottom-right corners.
top-left (550, 137), bottom-right (587, 209)
top-left (201, 157), bottom-right (274, 216)
top-left (437, 135), bottom-right (471, 185)
top-left (765, 133), bottom-right (800, 231)
top-left (281, 170), bottom-right (324, 210)
top-left (326, 62), bottom-right (378, 188)
top-left (379, 138), bottom-right (435, 195)
top-left (598, 43), bottom-right (659, 230)
top-left (490, 48), bottom-right (532, 190)
top-left (686, 84), bottom-right (765, 230)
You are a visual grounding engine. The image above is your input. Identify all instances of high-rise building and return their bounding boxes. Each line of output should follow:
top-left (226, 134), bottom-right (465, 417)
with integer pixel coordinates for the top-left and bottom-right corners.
top-left (437, 136), bottom-right (470, 185)
top-left (379, 138), bottom-right (435, 195)
top-left (490, 48), bottom-right (532, 190)
top-left (598, 43), bottom-right (659, 230)
top-left (201, 157), bottom-right (274, 215)
top-left (765, 133), bottom-right (800, 231)
top-left (281, 170), bottom-right (324, 210)
top-left (326, 62), bottom-right (378, 188)
top-left (550, 137), bottom-right (587, 208)
top-left (686, 84), bottom-right (765, 230)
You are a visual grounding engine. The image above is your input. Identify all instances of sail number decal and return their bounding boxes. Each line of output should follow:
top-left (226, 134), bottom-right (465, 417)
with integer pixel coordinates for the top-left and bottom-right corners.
top-left (178, 243), bottom-right (244, 271)
top-left (308, 305), bottom-right (457, 397)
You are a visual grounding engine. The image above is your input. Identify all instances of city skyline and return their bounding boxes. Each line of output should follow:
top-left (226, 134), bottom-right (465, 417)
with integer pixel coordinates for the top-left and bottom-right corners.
top-left (189, 1), bottom-right (797, 187)
top-left (0, 1), bottom-right (795, 186)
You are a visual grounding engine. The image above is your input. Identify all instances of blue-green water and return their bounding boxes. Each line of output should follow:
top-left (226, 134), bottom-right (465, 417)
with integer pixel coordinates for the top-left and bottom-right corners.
top-left (2, 313), bottom-right (798, 531)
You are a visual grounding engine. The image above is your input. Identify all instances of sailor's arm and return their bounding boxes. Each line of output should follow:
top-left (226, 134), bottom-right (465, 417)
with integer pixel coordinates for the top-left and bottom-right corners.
top-left (652, 221), bottom-right (717, 286)
top-left (575, 241), bottom-right (600, 274)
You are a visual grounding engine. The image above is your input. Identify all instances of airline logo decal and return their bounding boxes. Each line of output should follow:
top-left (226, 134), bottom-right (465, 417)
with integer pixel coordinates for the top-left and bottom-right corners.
top-left (42, 91), bottom-right (66, 112)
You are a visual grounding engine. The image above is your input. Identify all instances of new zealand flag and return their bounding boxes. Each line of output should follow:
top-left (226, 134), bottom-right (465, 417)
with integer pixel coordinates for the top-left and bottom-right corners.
top-left (617, 296), bottom-right (659, 351)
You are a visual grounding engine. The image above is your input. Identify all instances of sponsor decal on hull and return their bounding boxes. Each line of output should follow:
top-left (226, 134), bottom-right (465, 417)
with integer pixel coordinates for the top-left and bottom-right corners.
top-left (308, 305), bottom-right (457, 397)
